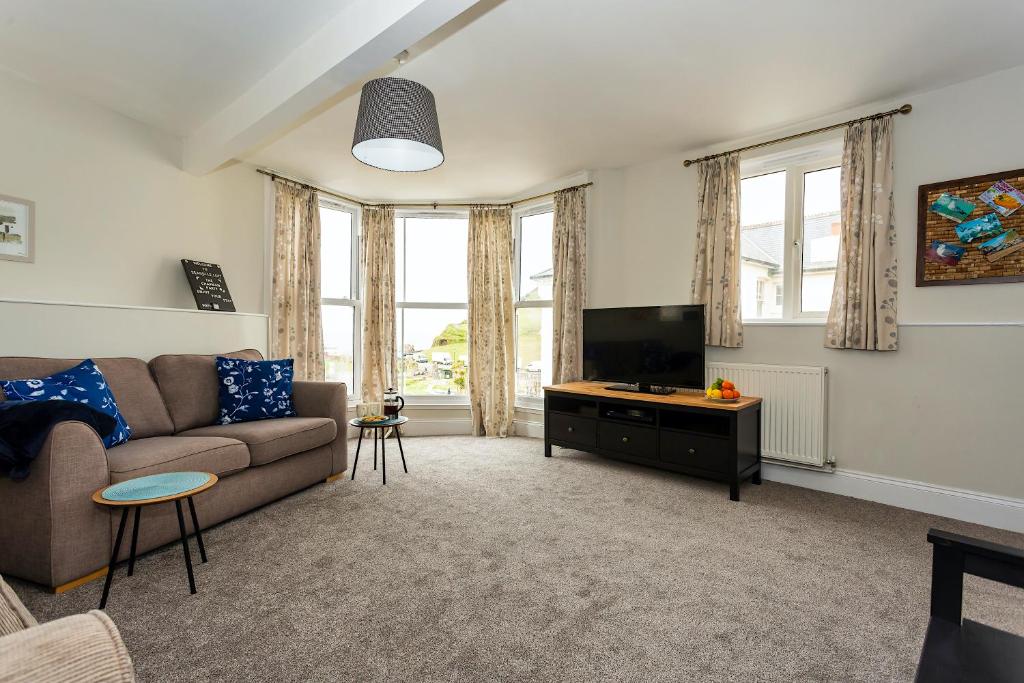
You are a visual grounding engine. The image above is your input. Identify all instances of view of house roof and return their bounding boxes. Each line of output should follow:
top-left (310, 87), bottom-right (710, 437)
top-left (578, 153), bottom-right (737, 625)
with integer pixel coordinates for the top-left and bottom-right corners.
top-left (741, 211), bottom-right (840, 271)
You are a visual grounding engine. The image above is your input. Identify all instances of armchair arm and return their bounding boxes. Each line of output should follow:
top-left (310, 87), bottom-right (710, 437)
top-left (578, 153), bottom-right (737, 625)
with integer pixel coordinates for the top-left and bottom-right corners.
top-left (0, 422), bottom-right (111, 588)
top-left (292, 381), bottom-right (348, 475)
top-left (0, 611), bottom-right (135, 682)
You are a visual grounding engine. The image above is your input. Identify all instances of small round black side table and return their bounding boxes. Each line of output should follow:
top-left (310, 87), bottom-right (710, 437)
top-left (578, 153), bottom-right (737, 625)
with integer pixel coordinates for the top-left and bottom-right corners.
top-left (350, 416), bottom-right (408, 485)
top-left (92, 471), bottom-right (217, 609)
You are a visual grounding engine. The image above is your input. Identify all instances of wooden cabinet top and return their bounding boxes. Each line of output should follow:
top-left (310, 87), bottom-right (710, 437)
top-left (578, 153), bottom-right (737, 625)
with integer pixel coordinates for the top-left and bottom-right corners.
top-left (544, 381), bottom-right (761, 412)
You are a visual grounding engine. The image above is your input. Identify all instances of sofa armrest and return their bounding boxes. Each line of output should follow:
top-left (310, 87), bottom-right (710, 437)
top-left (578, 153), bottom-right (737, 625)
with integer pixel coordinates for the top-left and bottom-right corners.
top-left (292, 381), bottom-right (348, 475)
top-left (0, 422), bottom-right (111, 588)
top-left (0, 611), bottom-right (136, 682)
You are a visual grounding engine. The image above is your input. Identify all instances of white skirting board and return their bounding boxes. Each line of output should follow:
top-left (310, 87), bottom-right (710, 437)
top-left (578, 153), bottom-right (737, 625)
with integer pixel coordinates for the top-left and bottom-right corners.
top-left (762, 464), bottom-right (1024, 533)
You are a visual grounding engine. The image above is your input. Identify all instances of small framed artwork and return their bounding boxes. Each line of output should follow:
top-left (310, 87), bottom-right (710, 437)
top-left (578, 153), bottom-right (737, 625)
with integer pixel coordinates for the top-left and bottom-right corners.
top-left (0, 193), bottom-right (35, 263)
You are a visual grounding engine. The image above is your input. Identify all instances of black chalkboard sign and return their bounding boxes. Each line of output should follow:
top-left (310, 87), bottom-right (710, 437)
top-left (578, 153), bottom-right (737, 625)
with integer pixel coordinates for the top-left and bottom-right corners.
top-left (181, 259), bottom-right (236, 312)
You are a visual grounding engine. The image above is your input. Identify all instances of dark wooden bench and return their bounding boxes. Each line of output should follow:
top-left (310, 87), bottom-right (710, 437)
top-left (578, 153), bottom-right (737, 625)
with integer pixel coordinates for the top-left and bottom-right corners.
top-left (915, 528), bottom-right (1024, 682)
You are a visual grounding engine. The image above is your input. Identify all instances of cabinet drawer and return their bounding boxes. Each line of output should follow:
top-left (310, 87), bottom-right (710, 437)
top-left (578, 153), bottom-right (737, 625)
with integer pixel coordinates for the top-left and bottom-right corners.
top-left (549, 413), bottom-right (596, 447)
top-left (598, 422), bottom-right (657, 459)
top-left (660, 431), bottom-right (729, 472)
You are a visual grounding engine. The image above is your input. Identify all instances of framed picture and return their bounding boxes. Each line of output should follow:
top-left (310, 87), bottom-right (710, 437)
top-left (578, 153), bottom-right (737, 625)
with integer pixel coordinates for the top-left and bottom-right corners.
top-left (0, 193), bottom-right (35, 263)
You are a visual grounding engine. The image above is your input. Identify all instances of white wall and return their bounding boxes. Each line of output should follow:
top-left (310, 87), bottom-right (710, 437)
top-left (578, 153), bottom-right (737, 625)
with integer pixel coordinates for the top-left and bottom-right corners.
top-left (588, 64), bottom-right (1024, 501)
top-left (0, 71), bottom-right (267, 357)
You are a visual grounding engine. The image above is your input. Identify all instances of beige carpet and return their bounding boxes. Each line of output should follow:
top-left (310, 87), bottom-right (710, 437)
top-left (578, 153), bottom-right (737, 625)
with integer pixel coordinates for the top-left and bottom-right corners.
top-left (12, 436), bottom-right (1024, 682)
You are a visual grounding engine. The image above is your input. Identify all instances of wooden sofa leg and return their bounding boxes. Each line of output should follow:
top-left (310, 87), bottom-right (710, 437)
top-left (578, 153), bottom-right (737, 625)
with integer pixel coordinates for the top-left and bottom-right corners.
top-left (325, 472), bottom-right (346, 483)
top-left (52, 567), bottom-right (108, 594)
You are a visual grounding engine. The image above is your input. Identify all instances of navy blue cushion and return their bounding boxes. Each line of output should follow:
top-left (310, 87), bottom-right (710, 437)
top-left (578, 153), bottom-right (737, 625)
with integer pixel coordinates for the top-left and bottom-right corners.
top-left (0, 359), bottom-right (132, 448)
top-left (215, 357), bottom-right (296, 425)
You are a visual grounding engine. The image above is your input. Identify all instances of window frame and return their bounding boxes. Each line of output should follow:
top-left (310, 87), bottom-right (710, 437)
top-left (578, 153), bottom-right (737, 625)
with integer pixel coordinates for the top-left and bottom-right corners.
top-left (512, 201), bottom-right (555, 409)
top-left (394, 210), bottom-right (470, 406)
top-left (740, 142), bottom-right (842, 322)
top-left (319, 197), bottom-right (361, 398)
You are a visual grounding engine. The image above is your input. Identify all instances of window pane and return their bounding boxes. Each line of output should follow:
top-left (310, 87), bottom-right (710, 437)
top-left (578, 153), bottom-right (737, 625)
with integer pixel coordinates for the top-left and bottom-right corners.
top-left (801, 167), bottom-right (841, 313)
top-left (398, 308), bottom-right (468, 396)
top-left (519, 211), bottom-right (553, 300)
top-left (515, 307), bottom-right (552, 399)
top-left (322, 305), bottom-right (354, 389)
top-left (320, 205), bottom-right (352, 300)
top-left (397, 217), bottom-right (468, 303)
top-left (740, 171), bottom-right (786, 319)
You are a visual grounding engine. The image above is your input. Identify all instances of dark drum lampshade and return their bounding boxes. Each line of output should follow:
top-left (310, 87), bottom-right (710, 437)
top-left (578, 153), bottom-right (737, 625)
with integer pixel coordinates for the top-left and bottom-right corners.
top-left (351, 77), bottom-right (444, 172)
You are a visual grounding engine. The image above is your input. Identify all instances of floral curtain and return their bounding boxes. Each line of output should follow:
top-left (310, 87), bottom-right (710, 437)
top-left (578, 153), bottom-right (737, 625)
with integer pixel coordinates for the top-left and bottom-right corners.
top-left (825, 116), bottom-right (898, 351)
top-left (467, 206), bottom-right (515, 437)
top-left (691, 153), bottom-right (743, 347)
top-left (552, 186), bottom-right (587, 383)
top-left (271, 180), bottom-right (324, 380)
top-left (360, 205), bottom-right (397, 404)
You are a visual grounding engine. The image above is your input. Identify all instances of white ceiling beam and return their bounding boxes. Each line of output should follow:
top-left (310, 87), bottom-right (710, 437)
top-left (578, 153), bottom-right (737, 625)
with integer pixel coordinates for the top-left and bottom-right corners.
top-left (182, 0), bottom-right (480, 175)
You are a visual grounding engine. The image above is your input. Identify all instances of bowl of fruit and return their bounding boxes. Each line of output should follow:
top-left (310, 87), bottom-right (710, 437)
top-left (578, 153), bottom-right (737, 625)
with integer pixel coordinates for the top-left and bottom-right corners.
top-left (705, 377), bottom-right (741, 403)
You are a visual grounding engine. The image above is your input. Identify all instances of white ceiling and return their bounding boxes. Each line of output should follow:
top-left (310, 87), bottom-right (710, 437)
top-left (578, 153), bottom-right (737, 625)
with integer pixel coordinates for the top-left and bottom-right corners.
top-left (245, 0), bottom-right (1024, 200)
top-left (4, 0), bottom-right (1024, 200)
top-left (0, 0), bottom-right (355, 135)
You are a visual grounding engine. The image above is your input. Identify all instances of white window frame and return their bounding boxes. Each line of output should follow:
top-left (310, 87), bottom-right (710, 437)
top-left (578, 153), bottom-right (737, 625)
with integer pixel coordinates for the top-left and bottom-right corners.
top-left (512, 201), bottom-right (554, 409)
top-left (394, 210), bottom-right (470, 406)
top-left (319, 197), bottom-right (361, 398)
top-left (740, 139), bottom-right (842, 322)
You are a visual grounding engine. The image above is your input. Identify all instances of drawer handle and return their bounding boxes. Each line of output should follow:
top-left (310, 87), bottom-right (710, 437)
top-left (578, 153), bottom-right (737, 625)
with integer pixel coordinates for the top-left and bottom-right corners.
top-left (688, 448), bottom-right (696, 454)
top-left (567, 426), bottom-right (574, 433)
top-left (621, 436), bottom-right (629, 443)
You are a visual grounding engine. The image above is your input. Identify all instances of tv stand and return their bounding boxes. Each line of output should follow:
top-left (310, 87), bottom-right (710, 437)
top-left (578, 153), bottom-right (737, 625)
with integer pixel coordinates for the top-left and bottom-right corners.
top-left (605, 383), bottom-right (677, 395)
top-left (544, 381), bottom-right (762, 501)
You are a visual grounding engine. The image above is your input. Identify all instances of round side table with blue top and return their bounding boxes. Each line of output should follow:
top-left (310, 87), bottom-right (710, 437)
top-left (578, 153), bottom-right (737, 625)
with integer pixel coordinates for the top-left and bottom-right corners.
top-left (92, 471), bottom-right (218, 609)
top-left (350, 416), bottom-right (408, 485)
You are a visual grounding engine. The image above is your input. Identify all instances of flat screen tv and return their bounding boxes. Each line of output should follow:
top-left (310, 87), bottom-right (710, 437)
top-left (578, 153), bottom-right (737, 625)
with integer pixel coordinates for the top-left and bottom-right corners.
top-left (582, 305), bottom-right (705, 394)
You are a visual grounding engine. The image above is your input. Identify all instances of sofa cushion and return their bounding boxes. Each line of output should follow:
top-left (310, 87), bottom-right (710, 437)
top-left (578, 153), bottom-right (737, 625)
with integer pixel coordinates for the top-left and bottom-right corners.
top-left (215, 357), bottom-right (296, 424)
top-left (179, 417), bottom-right (336, 466)
top-left (149, 350), bottom-right (263, 433)
top-left (0, 357), bottom-right (174, 440)
top-left (105, 436), bottom-right (250, 483)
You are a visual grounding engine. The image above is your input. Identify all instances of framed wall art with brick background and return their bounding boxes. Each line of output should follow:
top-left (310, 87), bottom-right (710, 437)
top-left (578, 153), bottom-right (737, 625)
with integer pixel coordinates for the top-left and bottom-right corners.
top-left (916, 167), bottom-right (1024, 286)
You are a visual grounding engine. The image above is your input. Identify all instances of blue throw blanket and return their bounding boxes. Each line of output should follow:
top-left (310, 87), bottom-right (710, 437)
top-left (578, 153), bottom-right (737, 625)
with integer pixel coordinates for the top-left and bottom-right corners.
top-left (0, 400), bottom-right (117, 481)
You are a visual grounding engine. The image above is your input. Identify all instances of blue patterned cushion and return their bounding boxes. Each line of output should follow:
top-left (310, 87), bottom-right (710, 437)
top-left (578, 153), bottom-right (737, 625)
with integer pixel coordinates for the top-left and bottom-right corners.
top-left (0, 360), bottom-right (132, 448)
top-left (215, 357), bottom-right (296, 424)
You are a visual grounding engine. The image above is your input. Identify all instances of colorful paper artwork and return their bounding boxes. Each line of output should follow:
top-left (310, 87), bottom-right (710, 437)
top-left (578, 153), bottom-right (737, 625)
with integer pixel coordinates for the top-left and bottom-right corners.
top-left (955, 213), bottom-right (1002, 243)
top-left (924, 240), bottom-right (965, 266)
top-left (978, 180), bottom-right (1024, 218)
top-left (928, 192), bottom-right (975, 223)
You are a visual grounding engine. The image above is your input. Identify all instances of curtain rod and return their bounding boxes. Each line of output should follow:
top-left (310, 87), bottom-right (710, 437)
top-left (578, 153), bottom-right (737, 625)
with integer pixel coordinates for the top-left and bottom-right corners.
top-left (682, 103), bottom-right (912, 168)
top-left (256, 168), bottom-right (592, 209)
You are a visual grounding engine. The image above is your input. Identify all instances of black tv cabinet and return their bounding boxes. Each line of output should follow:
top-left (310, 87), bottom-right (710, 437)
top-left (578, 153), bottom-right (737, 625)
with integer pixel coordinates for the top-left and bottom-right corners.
top-left (544, 381), bottom-right (762, 501)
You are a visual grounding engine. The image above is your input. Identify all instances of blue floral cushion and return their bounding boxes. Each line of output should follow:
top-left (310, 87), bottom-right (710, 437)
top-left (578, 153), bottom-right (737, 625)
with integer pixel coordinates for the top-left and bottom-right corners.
top-left (215, 357), bottom-right (296, 424)
top-left (0, 360), bottom-right (132, 448)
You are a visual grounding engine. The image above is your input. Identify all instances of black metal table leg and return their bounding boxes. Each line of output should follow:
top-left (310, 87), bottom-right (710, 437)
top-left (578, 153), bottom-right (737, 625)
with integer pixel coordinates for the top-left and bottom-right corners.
top-left (99, 507), bottom-right (130, 609)
top-left (127, 506), bottom-right (142, 576)
top-left (380, 428), bottom-right (387, 485)
top-left (373, 429), bottom-right (378, 470)
top-left (395, 426), bottom-right (408, 473)
top-left (174, 499), bottom-right (197, 595)
top-left (351, 428), bottom-right (364, 480)
top-left (187, 496), bottom-right (207, 564)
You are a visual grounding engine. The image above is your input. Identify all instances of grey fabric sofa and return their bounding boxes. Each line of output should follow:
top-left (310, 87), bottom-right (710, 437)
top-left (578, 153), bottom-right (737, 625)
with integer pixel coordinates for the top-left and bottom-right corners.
top-left (0, 350), bottom-right (347, 591)
top-left (0, 574), bottom-right (136, 681)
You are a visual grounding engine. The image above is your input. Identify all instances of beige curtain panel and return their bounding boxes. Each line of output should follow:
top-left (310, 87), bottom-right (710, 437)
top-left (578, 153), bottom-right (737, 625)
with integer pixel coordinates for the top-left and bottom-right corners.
top-left (467, 206), bottom-right (515, 437)
top-left (691, 153), bottom-right (743, 348)
top-left (360, 205), bottom-right (397, 404)
top-left (825, 116), bottom-right (899, 351)
top-left (271, 180), bottom-right (325, 381)
top-left (552, 186), bottom-right (587, 383)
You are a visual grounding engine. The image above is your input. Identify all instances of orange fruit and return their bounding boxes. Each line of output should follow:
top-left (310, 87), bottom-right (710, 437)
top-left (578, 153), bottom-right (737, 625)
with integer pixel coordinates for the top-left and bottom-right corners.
top-left (722, 390), bottom-right (734, 399)
top-left (722, 380), bottom-right (735, 390)
top-left (733, 389), bottom-right (741, 398)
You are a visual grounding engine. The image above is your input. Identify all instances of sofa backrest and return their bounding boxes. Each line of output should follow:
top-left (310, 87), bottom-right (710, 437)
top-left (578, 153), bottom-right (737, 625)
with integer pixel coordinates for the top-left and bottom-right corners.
top-left (149, 349), bottom-right (263, 433)
top-left (0, 357), bottom-right (174, 439)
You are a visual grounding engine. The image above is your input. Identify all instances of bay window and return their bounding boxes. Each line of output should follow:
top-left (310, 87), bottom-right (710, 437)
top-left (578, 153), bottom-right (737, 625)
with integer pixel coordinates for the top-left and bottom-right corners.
top-left (513, 206), bottom-right (554, 403)
top-left (319, 200), bottom-right (360, 392)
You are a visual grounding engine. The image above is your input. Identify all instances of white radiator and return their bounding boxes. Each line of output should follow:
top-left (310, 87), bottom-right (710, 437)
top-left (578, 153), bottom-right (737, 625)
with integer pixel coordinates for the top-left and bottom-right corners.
top-left (706, 362), bottom-right (829, 467)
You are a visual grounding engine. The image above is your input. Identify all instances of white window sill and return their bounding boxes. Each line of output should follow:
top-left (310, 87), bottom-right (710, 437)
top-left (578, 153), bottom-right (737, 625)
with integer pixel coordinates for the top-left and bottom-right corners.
top-left (742, 319), bottom-right (827, 326)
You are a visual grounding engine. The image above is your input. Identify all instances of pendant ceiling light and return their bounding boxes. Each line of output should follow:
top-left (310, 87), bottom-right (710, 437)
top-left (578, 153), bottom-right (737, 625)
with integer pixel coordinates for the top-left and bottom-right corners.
top-left (352, 77), bottom-right (444, 172)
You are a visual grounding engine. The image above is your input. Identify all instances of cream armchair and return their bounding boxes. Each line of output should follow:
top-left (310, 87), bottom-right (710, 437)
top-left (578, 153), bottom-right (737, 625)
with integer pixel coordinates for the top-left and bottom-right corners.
top-left (0, 576), bottom-right (135, 682)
